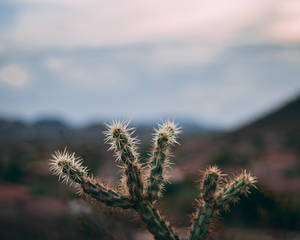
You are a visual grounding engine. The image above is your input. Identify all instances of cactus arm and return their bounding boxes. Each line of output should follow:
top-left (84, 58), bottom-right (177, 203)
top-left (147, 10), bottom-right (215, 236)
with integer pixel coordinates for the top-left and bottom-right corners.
top-left (147, 121), bottom-right (180, 201)
top-left (215, 170), bottom-right (257, 211)
top-left (50, 150), bottom-right (133, 209)
top-left (81, 177), bottom-right (133, 209)
top-left (189, 169), bottom-right (256, 240)
top-left (104, 121), bottom-right (144, 201)
top-left (189, 200), bottom-right (216, 240)
top-left (122, 161), bottom-right (144, 201)
top-left (189, 167), bottom-right (223, 240)
top-left (105, 121), bottom-right (180, 239)
top-left (138, 201), bottom-right (180, 240)
top-left (147, 131), bottom-right (169, 201)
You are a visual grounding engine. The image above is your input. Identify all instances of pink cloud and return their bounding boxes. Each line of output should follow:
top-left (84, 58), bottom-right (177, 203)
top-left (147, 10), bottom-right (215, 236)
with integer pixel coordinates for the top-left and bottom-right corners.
top-left (8, 0), bottom-right (280, 49)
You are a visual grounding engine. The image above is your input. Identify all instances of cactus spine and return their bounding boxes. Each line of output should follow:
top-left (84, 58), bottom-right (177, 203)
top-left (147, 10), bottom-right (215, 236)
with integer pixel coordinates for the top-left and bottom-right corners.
top-left (50, 121), bottom-right (256, 240)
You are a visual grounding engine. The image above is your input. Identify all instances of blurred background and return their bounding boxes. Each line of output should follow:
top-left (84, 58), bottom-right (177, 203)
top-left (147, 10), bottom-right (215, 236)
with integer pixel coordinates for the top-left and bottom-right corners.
top-left (0, 0), bottom-right (300, 239)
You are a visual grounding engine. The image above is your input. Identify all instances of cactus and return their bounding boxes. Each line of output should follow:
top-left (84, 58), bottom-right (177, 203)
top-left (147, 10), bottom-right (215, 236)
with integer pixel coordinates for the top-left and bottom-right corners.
top-left (50, 121), bottom-right (256, 240)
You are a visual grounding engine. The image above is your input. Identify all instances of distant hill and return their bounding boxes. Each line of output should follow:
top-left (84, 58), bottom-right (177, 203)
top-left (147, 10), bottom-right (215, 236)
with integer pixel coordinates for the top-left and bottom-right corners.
top-left (229, 95), bottom-right (300, 153)
top-left (0, 118), bottom-right (72, 143)
top-left (0, 117), bottom-right (219, 143)
top-left (176, 95), bottom-right (300, 193)
top-left (236, 95), bottom-right (300, 133)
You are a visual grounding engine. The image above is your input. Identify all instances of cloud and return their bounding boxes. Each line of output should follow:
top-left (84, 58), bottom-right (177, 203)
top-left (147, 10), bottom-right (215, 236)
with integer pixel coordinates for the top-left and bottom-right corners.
top-left (0, 64), bottom-right (30, 87)
top-left (2, 0), bottom-right (299, 68)
top-left (0, 1), bottom-right (300, 128)
top-left (152, 42), bottom-right (223, 66)
top-left (264, 1), bottom-right (300, 43)
top-left (44, 57), bottom-right (65, 72)
top-left (5, 0), bottom-right (277, 50)
top-left (43, 56), bottom-right (127, 92)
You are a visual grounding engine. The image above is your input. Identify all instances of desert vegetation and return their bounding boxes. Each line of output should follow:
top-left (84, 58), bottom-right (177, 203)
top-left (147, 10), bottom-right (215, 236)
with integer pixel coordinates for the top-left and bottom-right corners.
top-left (50, 121), bottom-right (256, 240)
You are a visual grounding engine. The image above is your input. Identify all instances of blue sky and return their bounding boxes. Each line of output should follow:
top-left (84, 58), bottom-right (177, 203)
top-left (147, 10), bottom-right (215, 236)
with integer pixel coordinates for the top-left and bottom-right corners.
top-left (0, 0), bottom-right (300, 128)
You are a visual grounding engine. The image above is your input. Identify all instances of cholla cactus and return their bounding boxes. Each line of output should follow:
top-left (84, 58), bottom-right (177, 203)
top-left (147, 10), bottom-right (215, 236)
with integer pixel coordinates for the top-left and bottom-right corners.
top-left (50, 121), bottom-right (256, 240)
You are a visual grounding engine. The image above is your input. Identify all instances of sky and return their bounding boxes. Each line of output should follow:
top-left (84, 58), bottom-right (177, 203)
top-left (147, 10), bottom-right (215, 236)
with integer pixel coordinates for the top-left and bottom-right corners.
top-left (0, 0), bottom-right (300, 129)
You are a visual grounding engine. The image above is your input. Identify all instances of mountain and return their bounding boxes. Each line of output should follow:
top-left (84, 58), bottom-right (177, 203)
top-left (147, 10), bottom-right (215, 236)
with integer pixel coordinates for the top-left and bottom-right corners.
top-left (0, 118), bottom-right (72, 143)
top-left (175, 95), bottom-right (300, 193)
top-left (0, 116), bottom-right (219, 143)
top-left (240, 95), bottom-right (300, 131)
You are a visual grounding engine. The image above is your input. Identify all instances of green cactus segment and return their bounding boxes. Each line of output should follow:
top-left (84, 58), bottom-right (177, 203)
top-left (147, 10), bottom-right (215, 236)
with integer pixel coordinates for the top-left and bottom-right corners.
top-left (138, 201), bottom-right (180, 240)
top-left (216, 171), bottom-right (256, 210)
top-left (147, 122), bottom-right (179, 201)
top-left (58, 159), bottom-right (87, 184)
top-left (189, 201), bottom-right (215, 240)
top-left (147, 132), bottom-right (169, 200)
top-left (189, 167), bottom-right (222, 240)
top-left (81, 177), bottom-right (133, 209)
top-left (123, 162), bottom-right (144, 201)
top-left (113, 129), bottom-right (135, 164)
top-left (49, 150), bottom-right (88, 184)
top-left (50, 151), bottom-right (133, 209)
top-left (110, 127), bottom-right (144, 201)
top-left (201, 167), bottom-right (222, 202)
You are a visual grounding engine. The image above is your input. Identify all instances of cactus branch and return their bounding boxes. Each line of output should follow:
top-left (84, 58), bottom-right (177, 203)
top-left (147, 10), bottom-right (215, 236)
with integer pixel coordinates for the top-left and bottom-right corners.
top-left (147, 121), bottom-right (180, 201)
top-left (189, 200), bottom-right (216, 240)
top-left (104, 120), bottom-right (144, 201)
top-left (189, 166), bottom-right (223, 240)
top-left (189, 168), bottom-right (256, 240)
top-left (215, 170), bottom-right (257, 211)
top-left (138, 201), bottom-right (180, 240)
top-left (50, 149), bottom-right (133, 209)
top-left (81, 177), bottom-right (133, 209)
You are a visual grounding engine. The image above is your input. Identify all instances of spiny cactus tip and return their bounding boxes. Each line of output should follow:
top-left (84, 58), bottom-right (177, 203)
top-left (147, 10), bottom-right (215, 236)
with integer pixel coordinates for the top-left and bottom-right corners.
top-left (237, 170), bottom-right (257, 186)
top-left (104, 120), bottom-right (132, 139)
top-left (154, 120), bottom-right (181, 145)
top-left (49, 148), bottom-right (87, 184)
top-left (103, 120), bottom-right (139, 163)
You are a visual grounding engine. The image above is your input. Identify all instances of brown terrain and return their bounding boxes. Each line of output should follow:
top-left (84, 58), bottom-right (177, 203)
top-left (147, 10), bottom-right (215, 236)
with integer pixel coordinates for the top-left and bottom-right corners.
top-left (0, 95), bottom-right (299, 239)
